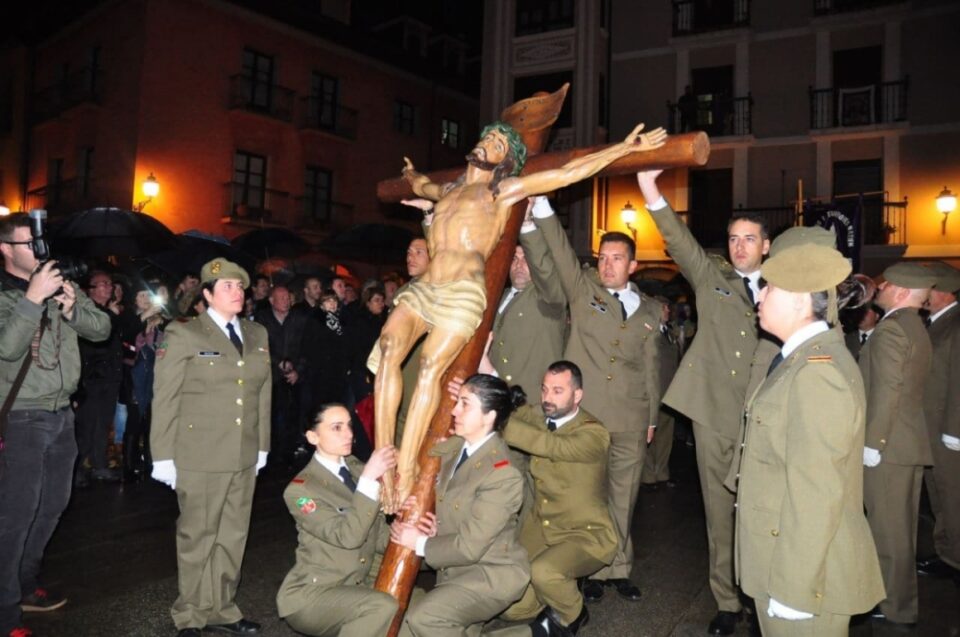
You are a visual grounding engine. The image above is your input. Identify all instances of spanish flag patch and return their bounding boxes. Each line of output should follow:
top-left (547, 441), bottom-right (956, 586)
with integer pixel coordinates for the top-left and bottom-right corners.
top-left (807, 355), bottom-right (833, 362)
top-left (494, 460), bottom-right (510, 469)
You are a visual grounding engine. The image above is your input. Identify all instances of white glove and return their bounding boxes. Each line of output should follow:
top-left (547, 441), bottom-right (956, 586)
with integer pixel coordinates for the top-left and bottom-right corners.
top-left (256, 451), bottom-right (268, 474)
top-left (768, 598), bottom-right (814, 620)
top-left (863, 447), bottom-right (882, 467)
top-left (943, 435), bottom-right (960, 452)
top-left (152, 459), bottom-right (177, 489)
top-left (530, 195), bottom-right (554, 219)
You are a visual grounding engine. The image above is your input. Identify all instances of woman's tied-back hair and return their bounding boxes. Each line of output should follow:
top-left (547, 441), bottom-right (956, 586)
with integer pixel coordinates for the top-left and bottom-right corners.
top-left (461, 373), bottom-right (526, 432)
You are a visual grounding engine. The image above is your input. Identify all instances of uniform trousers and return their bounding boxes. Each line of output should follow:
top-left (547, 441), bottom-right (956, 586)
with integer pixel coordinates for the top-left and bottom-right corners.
top-left (0, 408), bottom-right (76, 634)
top-left (924, 445), bottom-right (960, 569)
top-left (283, 585), bottom-right (397, 637)
top-left (692, 421), bottom-right (740, 612)
top-left (594, 430), bottom-right (646, 581)
top-left (400, 582), bottom-right (516, 637)
top-left (172, 466), bottom-right (256, 630)
top-left (754, 597), bottom-right (850, 637)
top-left (863, 462), bottom-right (923, 623)
top-left (501, 532), bottom-right (606, 625)
top-left (642, 408), bottom-right (675, 484)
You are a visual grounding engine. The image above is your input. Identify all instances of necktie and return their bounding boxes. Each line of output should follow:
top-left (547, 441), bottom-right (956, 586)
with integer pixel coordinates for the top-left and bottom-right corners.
top-left (546, 419), bottom-right (557, 432)
top-left (226, 322), bottom-right (243, 356)
top-left (743, 277), bottom-right (755, 306)
top-left (612, 292), bottom-right (627, 321)
top-left (767, 353), bottom-right (783, 377)
top-left (338, 466), bottom-right (357, 493)
top-left (860, 332), bottom-right (868, 345)
top-left (924, 317), bottom-right (933, 328)
top-left (454, 449), bottom-right (469, 473)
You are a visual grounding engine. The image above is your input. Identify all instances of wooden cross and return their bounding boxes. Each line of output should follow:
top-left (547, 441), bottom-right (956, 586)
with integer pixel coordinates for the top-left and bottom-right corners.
top-left (373, 83), bottom-right (709, 636)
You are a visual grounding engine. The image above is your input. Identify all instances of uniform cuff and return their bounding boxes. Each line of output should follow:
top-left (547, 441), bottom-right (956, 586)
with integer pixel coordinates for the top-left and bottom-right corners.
top-left (415, 535), bottom-right (428, 557)
top-left (357, 476), bottom-right (381, 501)
top-left (531, 196), bottom-right (555, 219)
top-left (645, 196), bottom-right (668, 211)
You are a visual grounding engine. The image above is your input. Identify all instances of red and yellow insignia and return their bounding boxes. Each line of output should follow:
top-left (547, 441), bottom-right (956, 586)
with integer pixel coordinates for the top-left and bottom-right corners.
top-left (296, 496), bottom-right (316, 514)
top-left (494, 460), bottom-right (510, 469)
top-left (807, 355), bottom-right (833, 363)
top-left (291, 477), bottom-right (305, 484)
top-left (211, 261), bottom-right (222, 275)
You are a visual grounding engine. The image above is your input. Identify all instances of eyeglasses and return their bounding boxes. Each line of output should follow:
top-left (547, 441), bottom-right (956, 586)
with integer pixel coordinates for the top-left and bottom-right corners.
top-left (0, 240), bottom-right (33, 246)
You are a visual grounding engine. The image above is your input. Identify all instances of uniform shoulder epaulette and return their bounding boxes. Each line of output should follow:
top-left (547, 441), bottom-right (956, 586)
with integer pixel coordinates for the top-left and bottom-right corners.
top-left (807, 355), bottom-right (833, 362)
top-left (291, 476), bottom-right (306, 484)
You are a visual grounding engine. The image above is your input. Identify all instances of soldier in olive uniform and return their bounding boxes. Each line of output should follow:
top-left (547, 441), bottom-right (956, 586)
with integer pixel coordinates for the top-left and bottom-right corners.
top-left (919, 262), bottom-right (960, 579)
top-left (150, 259), bottom-right (271, 637)
top-left (521, 196), bottom-right (660, 603)
top-left (636, 170), bottom-right (766, 634)
top-left (736, 243), bottom-right (884, 637)
top-left (277, 404), bottom-right (398, 636)
top-left (392, 374), bottom-right (530, 636)
top-left (860, 262), bottom-right (936, 626)
top-left (642, 300), bottom-right (682, 487)
top-left (500, 361), bottom-right (617, 636)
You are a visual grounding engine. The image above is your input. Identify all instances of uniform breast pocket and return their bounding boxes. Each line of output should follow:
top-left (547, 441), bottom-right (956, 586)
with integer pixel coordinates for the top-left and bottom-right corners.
top-left (746, 401), bottom-right (782, 465)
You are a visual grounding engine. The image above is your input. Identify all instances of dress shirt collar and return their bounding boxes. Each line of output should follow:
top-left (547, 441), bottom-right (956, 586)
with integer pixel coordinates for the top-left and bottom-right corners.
top-left (462, 431), bottom-right (496, 458)
top-left (546, 407), bottom-right (579, 430)
top-left (781, 321), bottom-right (829, 358)
top-left (859, 328), bottom-right (874, 340)
top-left (206, 307), bottom-right (242, 341)
top-left (498, 287), bottom-right (520, 314)
top-left (606, 286), bottom-right (640, 318)
top-left (930, 301), bottom-right (958, 324)
top-left (314, 453), bottom-right (349, 480)
top-left (736, 269), bottom-right (762, 300)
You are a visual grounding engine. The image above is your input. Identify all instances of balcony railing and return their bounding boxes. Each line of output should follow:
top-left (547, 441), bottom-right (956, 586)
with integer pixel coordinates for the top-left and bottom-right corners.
top-left (667, 95), bottom-right (753, 137)
top-left (228, 74), bottom-right (295, 122)
top-left (223, 182), bottom-right (291, 222)
top-left (31, 66), bottom-right (101, 124)
top-left (809, 78), bottom-right (908, 129)
top-left (298, 97), bottom-right (358, 139)
top-left (295, 197), bottom-right (354, 225)
top-left (813, 0), bottom-right (904, 16)
top-left (673, 0), bottom-right (750, 36)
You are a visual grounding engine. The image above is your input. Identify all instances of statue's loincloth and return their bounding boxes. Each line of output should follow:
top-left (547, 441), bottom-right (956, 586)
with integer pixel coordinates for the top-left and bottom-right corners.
top-left (366, 278), bottom-right (487, 375)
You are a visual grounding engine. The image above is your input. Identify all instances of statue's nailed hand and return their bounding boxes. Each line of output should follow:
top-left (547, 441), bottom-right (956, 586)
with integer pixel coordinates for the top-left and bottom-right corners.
top-left (402, 156), bottom-right (419, 180)
top-left (624, 123), bottom-right (668, 152)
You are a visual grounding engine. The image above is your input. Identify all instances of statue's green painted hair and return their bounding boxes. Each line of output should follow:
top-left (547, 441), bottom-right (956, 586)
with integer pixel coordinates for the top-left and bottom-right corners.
top-left (478, 121), bottom-right (527, 176)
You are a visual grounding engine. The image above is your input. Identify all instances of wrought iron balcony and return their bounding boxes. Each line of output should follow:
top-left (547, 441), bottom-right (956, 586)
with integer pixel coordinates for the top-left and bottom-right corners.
top-left (672, 0), bottom-right (750, 36)
top-left (814, 0), bottom-right (904, 16)
top-left (298, 97), bottom-right (358, 139)
top-left (667, 95), bottom-right (753, 137)
top-left (223, 182), bottom-right (291, 222)
top-left (31, 66), bottom-right (101, 124)
top-left (228, 74), bottom-right (295, 123)
top-left (809, 78), bottom-right (908, 129)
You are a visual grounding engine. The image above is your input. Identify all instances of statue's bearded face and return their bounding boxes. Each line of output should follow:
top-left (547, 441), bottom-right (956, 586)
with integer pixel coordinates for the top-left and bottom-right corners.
top-left (466, 130), bottom-right (510, 172)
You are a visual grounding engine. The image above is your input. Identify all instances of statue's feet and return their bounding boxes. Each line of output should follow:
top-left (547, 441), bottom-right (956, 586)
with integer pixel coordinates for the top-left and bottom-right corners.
top-left (396, 474), bottom-right (415, 512)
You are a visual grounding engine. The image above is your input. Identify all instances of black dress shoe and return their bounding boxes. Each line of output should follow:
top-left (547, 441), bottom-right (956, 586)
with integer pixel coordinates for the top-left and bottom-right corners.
top-left (544, 605), bottom-right (589, 637)
top-left (581, 579), bottom-right (604, 603)
top-left (206, 619), bottom-right (261, 635)
top-left (610, 578), bottom-right (642, 601)
top-left (176, 629), bottom-right (202, 637)
top-left (707, 610), bottom-right (742, 635)
top-left (917, 555), bottom-right (959, 578)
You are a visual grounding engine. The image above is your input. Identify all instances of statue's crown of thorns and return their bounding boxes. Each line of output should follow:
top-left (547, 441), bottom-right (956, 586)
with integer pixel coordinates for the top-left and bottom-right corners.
top-left (479, 121), bottom-right (527, 176)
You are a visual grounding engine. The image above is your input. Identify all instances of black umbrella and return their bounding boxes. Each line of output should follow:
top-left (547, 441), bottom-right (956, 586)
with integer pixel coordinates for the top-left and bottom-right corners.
top-left (146, 232), bottom-right (257, 278)
top-left (320, 223), bottom-right (414, 262)
top-left (231, 227), bottom-right (311, 260)
top-left (50, 207), bottom-right (177, 257)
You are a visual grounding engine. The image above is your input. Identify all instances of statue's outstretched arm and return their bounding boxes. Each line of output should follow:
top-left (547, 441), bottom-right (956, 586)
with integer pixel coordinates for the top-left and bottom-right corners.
top-left (402, 157), bottom-right (447, 201)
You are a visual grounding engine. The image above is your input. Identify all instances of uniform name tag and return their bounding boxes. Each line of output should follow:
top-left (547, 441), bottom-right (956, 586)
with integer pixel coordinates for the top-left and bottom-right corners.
top-left (198, 351), bottom-right (222, 357)
top-left (714, 287), bottom-right (732, 297)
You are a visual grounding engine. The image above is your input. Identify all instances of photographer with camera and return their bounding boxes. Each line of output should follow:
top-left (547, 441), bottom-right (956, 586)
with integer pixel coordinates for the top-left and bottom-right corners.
top-left (0, 212), bottom-right (111, 637)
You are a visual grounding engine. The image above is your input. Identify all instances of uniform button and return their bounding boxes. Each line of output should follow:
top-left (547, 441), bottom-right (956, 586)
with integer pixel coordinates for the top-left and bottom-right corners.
top-left (502, 357), bottom-right (508, 363)
top-left (542, 519), bottom-right (550, 526)
top-left (542, 498), bottom-right (548, 504)
top-left (612, 339), bottom-right (620, 346)
top-left (236, 398), bottom-right (243, 405)
top-left (735, 351), bottom-right (741, 358)
top-left (237, 360), bottom-right (245, 367)
top-left (731, 370), bottom-right (736, 375)
top-left (736, 473), bottom-right (740, 478)
top-left (740, 330), bottom-right (746, 337)
top-left (606, 374), bottom-right (613, 380)
top-left (609, 357), bottom-right (616, 363)
top-left (815, 592), bottom-right (822, 599)
top-left (771, 529), bottom-right (779, 537)
top-left (237, 379), bottom-right (244, 385)
top-left (209, 361), bottom-right (214, 366)
top-left (188, 424), bottom-right (193, 429)
top-left (740, 443), bottom-right (745, 448)
top-left (498, 341), bottom-right (504, 346)
top-left (734, 503), bottom-right (738, 508)
top-left (586, 525), bottom-right (592, 530)
top-left (746, 311), bottom-right (753, 317)
top-left (505, 375), bottom-right (512, 381)
top-left (454, 503), bottom-right (459, 510)
top-left (360, 557), bottom-right (367, 564)
top-left (235, 417), bottom-right (242, 425)
top-left (518, 312), bottom-right (523, 317)
top-left (620, 323), bottom-right (627, 329)
top-left (312, 577), bottom-right (317, 583)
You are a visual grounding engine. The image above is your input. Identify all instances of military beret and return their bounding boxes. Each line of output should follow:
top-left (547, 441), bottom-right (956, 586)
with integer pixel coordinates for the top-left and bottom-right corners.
top-left (761, 244), bottom-right (851, 293)
top-left (769, 225), bottom-right (837, 256)
top-left (882, 262), bottom-right (936, 290)
top-left (923, 261), bottom-right (960, 294)
top-left (200, 258), bottom-right (250, 288)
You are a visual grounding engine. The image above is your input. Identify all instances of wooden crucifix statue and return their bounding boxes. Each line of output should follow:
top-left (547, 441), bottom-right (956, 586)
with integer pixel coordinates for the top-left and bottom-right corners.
top-left (372, 110), bottom-right (668, 513)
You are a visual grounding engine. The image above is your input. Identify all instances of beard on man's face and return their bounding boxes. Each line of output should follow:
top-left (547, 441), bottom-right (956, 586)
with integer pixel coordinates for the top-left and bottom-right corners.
top-left (465, 149), bottom-right (499, 172)
top-left (541, 400), bottom-right (573, 419)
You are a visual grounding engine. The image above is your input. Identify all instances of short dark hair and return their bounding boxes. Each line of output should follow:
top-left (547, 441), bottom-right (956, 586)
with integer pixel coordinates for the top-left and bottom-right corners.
top-left (546, 360), bottom-right (583, 390)
top-left (254, 274), bottom-right (270, 285)
top-left (461, 373), bottom-right (526, 432)
top-left (0, 212), bottom-right (30, 242)
top-left (308, 402), bottom-right (350, 432)
top-left (727, 214), bottom-right (770, 240)
top-left (319, 288), bottom-right (339, 305)
top-left (362, 285), bottom-right (386, 305)
top-left (599, 231), bottom-right (636, 261)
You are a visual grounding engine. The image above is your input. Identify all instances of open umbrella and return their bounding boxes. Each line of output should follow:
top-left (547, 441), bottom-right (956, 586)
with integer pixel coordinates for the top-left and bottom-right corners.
top-left (146, 232), bottom-right (256, 278)
top-left (50, 207), bottom-right (178, 257)
top-left (320, 223), bottom-right (414, 263)
top-left (232, 227), bottom-right (312, 260)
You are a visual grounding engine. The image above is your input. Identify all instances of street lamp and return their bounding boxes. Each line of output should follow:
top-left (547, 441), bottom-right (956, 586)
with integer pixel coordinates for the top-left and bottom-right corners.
top-left (937, 186), bottom-right (956, 235)
top-left (620, 201), bottom-right (638, 240)
top-left (135, 173), bottom-right (160, 212)
top-left (0, 202), bottom-right (10, 216)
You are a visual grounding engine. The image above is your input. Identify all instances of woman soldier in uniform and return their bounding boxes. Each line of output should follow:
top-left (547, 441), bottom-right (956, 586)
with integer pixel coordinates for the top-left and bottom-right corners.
top-left (276, 404), bottom-right (398, 636)
top-left (391, 374), bottom-right (531, 636)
